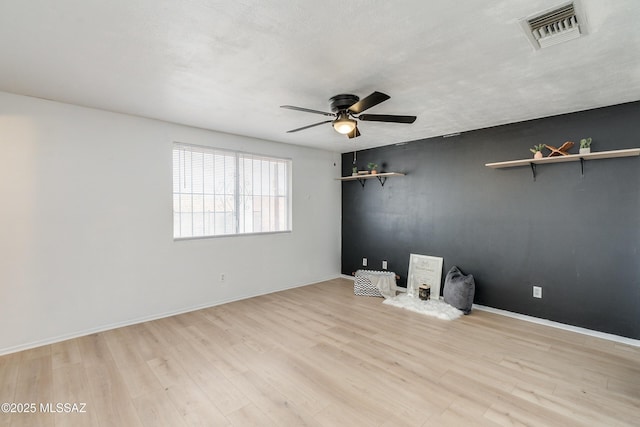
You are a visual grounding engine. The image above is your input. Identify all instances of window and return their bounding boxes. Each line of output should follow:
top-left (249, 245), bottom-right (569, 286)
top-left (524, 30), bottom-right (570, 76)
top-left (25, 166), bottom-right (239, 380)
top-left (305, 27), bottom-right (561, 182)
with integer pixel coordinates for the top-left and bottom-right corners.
top-left (173, 143), bottom-right (291, 239)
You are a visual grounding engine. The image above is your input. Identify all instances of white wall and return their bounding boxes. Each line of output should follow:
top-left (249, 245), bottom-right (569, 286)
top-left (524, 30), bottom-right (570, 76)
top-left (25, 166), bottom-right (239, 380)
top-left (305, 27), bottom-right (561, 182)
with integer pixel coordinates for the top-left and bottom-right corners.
top-left (0, 91), bottom-right (342, 354)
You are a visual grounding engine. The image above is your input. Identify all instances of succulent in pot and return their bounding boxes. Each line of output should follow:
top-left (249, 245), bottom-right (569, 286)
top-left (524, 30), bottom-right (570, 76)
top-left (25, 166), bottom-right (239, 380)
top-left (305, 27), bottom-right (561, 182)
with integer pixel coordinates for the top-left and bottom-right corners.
top-left (529, 144), bottom-right (545, 159)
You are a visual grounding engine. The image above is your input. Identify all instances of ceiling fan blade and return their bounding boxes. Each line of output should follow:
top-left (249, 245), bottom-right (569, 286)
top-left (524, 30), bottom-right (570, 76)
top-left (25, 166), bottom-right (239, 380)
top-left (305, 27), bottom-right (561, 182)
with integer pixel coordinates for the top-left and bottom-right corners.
top-left (348, 91), bottom-right (390, 114)
top-left (347, 127), bottom-right (361, 139)
top-left (286, 120), bottom-right (333, 133)
top-left (358, 114), bottom-right (417, 123)
top-left (281, 105), bottom-right (334, 117)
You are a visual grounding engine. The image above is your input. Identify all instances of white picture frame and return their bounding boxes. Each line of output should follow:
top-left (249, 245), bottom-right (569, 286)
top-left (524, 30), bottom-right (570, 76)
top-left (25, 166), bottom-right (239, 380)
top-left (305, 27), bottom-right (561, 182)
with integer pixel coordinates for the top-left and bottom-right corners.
top-left (407, 254), bottom-right (444, 300)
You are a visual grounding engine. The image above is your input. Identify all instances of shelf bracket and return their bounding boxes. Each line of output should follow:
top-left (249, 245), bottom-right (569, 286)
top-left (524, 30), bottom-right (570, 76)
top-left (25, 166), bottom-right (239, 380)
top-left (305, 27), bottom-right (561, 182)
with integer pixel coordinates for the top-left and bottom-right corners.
top-left (580, 157), bottom-right (585, 177)
top-left (356, 178), bottom-right (366, 188)
top-left (530, 162), bottom-right (537, 181)
top-left (376, 176), bottom-right (388, 187)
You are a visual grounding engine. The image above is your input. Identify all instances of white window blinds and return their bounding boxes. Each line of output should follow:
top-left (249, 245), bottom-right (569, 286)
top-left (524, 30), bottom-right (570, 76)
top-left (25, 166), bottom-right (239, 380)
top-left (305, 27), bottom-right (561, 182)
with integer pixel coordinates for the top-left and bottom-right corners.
top-left (173, 143), bottom-right (291, 239)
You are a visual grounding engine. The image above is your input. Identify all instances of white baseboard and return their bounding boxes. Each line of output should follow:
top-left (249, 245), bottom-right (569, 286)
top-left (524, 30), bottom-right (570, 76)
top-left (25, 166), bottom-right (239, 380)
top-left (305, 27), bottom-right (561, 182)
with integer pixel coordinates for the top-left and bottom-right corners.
top-left (340, 275), bottom-right (639, 347)
top-left (473, 304), bottom-right (640, 348)
top-left (0, 275), bottom-right (339, 356)
top-left (8, 276), bottom-right (635, 356)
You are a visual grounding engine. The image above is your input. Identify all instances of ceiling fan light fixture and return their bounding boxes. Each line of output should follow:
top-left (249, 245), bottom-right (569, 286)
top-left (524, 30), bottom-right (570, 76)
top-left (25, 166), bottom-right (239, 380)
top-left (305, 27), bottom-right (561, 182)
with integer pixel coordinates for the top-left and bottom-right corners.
top-left (282, 91), bottom-right (416, 139)
top-left (333, 113), bottom-right (356, 134)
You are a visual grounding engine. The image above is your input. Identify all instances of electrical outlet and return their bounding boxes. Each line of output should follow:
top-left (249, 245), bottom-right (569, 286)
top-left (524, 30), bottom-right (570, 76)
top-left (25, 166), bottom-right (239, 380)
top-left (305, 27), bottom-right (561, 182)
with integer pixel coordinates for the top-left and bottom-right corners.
top-left (362, 258), bottom-right (367, 267)
top-left (220, 273), bottom-right (226, 282)
top-left (533, 286), bottom-right (542, 298)
top-left (382, 260), bottom-right (388, 270)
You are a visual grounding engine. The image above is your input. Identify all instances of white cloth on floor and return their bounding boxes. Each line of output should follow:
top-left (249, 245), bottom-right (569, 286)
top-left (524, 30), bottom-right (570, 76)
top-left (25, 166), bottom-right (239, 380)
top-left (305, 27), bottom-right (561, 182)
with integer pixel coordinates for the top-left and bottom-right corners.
top-left (383, 294), bottom-right (463, 320)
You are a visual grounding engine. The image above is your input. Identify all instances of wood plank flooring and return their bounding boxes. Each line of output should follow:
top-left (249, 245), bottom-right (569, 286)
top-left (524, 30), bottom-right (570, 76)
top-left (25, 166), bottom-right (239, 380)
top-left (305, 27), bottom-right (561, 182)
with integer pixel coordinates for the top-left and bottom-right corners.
top-left (1, 278), bottom-right (639, 426)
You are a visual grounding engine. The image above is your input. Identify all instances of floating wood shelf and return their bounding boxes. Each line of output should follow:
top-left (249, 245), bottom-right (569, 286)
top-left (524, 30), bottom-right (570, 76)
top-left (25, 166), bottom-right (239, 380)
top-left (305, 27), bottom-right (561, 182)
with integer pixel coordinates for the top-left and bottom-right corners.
top-left (337, 172), bottom-right (405, 187)
top-left (485, 148), bottom-right (640, 180)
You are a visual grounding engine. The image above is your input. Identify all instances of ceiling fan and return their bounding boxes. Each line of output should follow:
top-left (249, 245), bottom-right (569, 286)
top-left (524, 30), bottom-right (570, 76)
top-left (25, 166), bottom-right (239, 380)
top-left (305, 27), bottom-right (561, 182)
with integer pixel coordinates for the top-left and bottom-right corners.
top-left (281, 91), bottom-right (416, 139)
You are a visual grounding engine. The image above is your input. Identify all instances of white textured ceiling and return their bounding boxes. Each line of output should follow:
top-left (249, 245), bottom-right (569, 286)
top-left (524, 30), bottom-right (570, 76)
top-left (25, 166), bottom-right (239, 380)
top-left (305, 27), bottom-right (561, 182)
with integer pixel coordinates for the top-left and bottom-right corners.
top-left (1, 1), bottom-right (639, 153)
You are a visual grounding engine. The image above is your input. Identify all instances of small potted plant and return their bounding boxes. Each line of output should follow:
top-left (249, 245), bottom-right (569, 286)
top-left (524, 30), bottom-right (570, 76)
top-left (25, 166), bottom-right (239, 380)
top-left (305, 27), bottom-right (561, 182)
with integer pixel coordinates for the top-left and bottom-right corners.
top-left (352, 166), bottom-right (358, 176)
top-left (580, 137), bottom-right (592, 155)
top-left (367, 162), bottom-right (379, 174)
top-left (530, 144), bottom-right (545, 159)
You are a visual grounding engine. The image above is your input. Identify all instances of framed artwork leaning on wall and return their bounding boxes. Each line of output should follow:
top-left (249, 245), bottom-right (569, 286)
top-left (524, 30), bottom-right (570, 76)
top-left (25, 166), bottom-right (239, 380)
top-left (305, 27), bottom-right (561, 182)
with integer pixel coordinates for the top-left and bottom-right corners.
top-left (407, 253), bottom-right (444, 300)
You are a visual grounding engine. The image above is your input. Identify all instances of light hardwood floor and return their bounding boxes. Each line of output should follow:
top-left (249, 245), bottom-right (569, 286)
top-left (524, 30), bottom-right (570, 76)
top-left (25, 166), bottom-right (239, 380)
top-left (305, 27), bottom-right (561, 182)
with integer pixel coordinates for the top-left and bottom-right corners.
top-left (1, 278), bottom-right (639, 426)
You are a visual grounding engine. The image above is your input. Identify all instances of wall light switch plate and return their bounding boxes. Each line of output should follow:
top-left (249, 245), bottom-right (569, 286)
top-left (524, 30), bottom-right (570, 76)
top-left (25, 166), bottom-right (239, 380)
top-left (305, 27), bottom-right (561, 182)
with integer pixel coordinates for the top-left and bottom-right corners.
top-left (382, 260), bottom-right (388, 270)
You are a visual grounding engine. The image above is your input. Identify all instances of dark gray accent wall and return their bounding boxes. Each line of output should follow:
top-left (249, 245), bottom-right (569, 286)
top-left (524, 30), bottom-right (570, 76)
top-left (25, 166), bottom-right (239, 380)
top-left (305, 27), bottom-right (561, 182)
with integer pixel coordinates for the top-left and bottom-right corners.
top-left (342, 101), bottom-right (640, 339)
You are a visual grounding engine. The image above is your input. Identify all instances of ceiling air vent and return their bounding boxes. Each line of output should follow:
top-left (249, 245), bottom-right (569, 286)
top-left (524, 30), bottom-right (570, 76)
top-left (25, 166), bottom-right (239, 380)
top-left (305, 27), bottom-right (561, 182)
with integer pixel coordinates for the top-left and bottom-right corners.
top-left (520, 2), bottom-right (587, 50)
